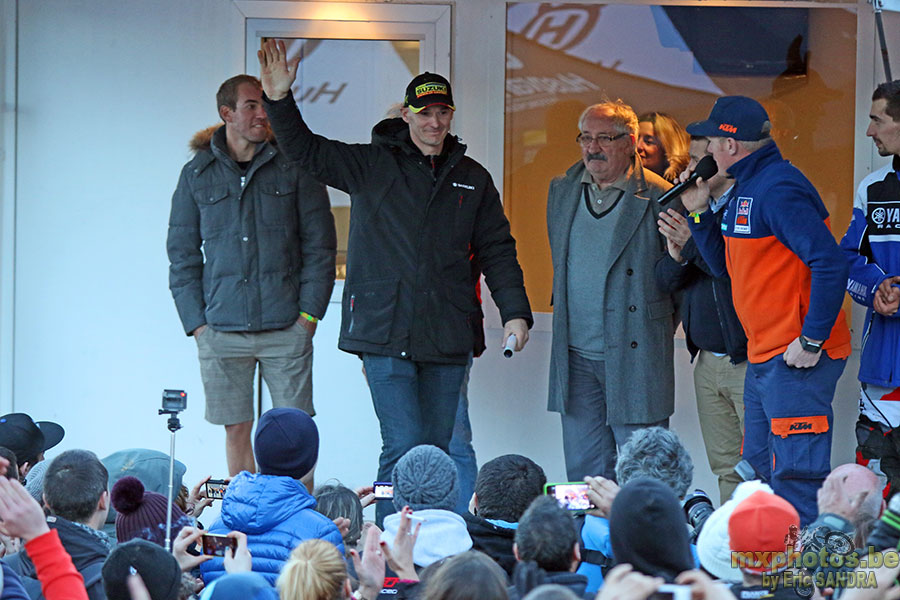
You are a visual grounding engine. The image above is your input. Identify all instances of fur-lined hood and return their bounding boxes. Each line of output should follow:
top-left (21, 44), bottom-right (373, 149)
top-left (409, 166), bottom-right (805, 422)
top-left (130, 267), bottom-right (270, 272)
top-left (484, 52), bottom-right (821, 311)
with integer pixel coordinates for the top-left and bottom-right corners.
top-left (189, 125), bottom-right (277, 153)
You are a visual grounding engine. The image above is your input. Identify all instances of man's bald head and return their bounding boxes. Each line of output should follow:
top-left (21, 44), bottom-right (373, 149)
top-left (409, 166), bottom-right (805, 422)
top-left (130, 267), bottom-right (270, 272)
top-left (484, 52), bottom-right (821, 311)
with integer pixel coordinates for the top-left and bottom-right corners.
top-left (823, 464), bottom-right (884, 523)
top-left (829, 464), bottom-right (880, 494)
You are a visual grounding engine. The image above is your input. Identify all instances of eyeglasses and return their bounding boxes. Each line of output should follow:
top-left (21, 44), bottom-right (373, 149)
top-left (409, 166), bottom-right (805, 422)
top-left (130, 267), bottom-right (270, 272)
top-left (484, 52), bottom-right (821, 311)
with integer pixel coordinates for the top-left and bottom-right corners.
top-left (576, 132), bottom-right (627, 147)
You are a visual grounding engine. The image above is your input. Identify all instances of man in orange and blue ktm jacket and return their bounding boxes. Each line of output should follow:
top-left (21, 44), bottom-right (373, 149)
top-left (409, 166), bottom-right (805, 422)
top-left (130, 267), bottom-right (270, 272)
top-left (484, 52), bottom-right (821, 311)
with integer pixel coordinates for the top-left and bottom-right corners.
top-left (679, 96), bottom-right (851, 525)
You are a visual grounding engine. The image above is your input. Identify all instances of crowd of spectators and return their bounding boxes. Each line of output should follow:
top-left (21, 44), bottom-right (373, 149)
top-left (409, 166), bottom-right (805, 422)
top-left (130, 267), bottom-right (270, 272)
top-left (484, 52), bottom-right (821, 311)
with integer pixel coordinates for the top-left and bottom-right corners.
top-left (0, 411), bottom-right (898, 600)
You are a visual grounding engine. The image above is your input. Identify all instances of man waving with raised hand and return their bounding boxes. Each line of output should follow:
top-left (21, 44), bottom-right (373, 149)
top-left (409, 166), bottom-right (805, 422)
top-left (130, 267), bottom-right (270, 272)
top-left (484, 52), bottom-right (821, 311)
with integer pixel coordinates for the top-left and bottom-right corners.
top-left (258, 40), bottom-right (532, 526)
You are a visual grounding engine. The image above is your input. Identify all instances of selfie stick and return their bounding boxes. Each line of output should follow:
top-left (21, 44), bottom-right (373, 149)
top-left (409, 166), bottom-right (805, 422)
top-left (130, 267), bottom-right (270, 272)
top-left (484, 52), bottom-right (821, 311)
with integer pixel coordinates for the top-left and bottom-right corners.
top-left (159, 391), bottom-right (186, 552)
top-left (503, 334), bottom-right (517, 358)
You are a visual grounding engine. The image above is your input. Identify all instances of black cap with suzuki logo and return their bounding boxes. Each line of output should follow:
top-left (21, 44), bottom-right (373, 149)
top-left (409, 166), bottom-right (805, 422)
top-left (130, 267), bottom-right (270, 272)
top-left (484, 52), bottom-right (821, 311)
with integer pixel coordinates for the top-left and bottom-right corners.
top-left (403, 72), bottom-right (455, 113)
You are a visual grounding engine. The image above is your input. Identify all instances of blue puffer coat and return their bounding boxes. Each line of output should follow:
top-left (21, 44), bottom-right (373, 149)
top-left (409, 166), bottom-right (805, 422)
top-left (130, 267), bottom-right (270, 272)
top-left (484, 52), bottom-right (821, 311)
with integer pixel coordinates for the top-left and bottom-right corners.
top-left (199, 472), bottom-right (344, 585)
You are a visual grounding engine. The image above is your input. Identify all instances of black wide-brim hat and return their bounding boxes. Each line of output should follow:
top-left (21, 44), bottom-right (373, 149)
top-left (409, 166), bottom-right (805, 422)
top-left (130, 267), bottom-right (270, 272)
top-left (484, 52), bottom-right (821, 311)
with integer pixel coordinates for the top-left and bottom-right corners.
top-left (0, 413), bottom-right (65, 462)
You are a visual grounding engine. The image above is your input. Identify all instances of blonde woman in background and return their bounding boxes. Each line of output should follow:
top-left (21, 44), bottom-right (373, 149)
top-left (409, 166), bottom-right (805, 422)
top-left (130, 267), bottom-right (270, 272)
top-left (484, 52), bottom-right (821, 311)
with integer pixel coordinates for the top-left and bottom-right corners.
top-left (277, 507), bottom-right (421, 600)
top-left (636, 112), bottom-right (690, 183)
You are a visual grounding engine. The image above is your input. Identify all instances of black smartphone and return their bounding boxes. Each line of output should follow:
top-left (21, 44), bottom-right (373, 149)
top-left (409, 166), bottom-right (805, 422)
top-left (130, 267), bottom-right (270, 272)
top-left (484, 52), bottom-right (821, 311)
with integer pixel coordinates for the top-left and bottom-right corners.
top-left (204, 479), bottom-right (228, 500)
top-left (374, 481), bottom-right (394, 499)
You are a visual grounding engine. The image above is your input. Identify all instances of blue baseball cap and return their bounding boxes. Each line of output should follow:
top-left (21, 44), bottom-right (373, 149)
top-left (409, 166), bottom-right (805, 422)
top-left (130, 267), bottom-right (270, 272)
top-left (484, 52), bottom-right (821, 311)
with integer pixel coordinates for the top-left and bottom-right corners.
top-left (686, 96), bottom-right (771, 142)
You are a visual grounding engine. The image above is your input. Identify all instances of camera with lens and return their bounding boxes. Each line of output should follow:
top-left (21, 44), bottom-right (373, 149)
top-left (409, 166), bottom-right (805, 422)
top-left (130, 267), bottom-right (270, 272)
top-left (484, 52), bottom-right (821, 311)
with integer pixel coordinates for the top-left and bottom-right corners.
top-left (683, 489), bottom-right (714, 543)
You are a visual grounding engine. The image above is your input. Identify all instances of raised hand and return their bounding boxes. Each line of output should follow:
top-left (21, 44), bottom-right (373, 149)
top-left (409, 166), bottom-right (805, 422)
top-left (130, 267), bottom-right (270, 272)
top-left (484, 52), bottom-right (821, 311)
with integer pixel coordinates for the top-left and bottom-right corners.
top-left (350, 525), bottom-right (386, 600)
top-left (172, 527), bottom-right (212, 571)
top-left (658, 209), bottom-right (692, 263)
top-left (257, 39), bottom-right (299, 101)
top-left (0, 476), bottom-right (50, 542)
top-left (585, 475), bottom-right (620, 519)
top-left (380, 506), bottom-right (420, 581)
top-left (185, 476), bottom-right (214, 518)
top-left (356, 485), bottom-right (376, 509)
top-left (596, 564), bottom-right (664, 600)
top-left (224, 531), bottom-right (252, 574)
top-left (675, 166), bottom-right (711, 215)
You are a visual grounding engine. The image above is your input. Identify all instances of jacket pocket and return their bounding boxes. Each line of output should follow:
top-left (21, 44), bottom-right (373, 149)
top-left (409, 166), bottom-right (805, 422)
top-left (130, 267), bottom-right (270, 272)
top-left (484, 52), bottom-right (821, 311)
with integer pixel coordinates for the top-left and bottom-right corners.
top-left (425, 287), bottom-right (476, 356)
top-left (343, 279), bottom-right (400, 344)
top-left (259, 185), bottom-right (296, 227)
top-left (194, 185), bottom-right (233, 236)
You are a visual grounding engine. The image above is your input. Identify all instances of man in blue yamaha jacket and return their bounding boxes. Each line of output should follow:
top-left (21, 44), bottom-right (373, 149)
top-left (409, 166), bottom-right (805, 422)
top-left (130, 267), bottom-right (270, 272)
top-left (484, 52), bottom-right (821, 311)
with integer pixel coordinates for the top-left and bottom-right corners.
top-left (841, 80), bottom-right (900, 497)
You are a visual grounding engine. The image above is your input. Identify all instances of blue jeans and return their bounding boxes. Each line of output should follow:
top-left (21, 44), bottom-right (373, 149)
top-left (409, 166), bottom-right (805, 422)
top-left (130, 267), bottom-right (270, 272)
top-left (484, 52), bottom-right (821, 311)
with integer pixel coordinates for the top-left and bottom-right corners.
top-left (742, 352), bottom-right (846, 526)
top-left (363, 354), bottom-right (468, 526)
top-left (561, 351), bottom-right (668, 481)
top-left (449, 357), bottom-right (477, 514)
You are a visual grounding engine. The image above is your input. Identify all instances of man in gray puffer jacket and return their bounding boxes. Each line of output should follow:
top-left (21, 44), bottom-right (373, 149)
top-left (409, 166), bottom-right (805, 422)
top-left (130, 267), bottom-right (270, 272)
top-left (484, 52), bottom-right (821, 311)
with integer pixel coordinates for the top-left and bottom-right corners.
top-left (167, 74), bottom-right (336, 476)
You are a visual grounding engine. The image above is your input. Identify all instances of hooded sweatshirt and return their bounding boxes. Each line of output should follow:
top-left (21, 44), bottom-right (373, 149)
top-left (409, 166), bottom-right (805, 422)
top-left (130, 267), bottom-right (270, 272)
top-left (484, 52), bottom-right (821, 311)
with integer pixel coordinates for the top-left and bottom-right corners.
top-left (381, 509), bottom-right (472, 567)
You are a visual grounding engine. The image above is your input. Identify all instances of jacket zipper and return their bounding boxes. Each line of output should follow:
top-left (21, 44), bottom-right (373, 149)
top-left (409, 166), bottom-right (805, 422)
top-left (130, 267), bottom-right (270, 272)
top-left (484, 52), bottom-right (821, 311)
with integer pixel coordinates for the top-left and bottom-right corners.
top-left (348, 295), bottom-right (355, 333)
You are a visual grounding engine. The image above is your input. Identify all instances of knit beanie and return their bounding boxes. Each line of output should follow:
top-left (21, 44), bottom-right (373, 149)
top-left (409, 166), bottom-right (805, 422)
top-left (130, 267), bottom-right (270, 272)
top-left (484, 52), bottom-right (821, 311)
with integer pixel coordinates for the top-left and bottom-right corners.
top-left (392, 445), bottom-right (458, 512)
top-left (728, 490), bottom-right (799, 574)
top-left (695, 481), bottom-right (773, 582)
top-left (25, 459), bottom-right (48, 504)
top-left (111, 476), bottom-right (190, 546)
top-left (254, 408), bottom-right (319, 478)
top-left (199, 573), bottom-right (278, 600)
top-left (609, 477), bottom-right (695, 582)
top-left (102, 539), bottom-right (182, 600)
top-left (102, 448), bottom-right (186, 518)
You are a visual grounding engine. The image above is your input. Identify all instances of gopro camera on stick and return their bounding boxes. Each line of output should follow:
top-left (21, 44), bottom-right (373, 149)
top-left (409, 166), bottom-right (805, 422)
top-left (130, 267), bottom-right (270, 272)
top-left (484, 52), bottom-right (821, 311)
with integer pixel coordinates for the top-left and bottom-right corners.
top-left (161, 389), bottom-right (187, 413)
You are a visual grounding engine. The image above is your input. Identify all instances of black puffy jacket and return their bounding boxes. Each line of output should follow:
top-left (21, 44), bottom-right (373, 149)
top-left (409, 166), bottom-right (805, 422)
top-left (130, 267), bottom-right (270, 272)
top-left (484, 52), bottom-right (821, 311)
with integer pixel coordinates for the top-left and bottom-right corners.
top-left (264, 95), bottom-right (532, 364)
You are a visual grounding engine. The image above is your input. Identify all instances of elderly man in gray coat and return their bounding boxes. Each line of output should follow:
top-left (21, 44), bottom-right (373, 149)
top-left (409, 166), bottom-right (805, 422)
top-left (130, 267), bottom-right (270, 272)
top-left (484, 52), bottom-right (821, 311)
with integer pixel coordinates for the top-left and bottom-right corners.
top-left (546, 100), bottom-right (677, 481)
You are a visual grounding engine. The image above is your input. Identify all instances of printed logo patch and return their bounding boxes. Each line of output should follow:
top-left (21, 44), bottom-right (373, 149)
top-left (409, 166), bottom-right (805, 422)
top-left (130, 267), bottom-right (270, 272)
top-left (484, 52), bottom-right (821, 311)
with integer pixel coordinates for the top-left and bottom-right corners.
top-left (452, 182), bottom-right (475, 190)
top-left (415, 82), bottom-right (447, 98)
top-left (719, 123), bottom-right (738, 134)
top-left (868, 201), bottom-right (900, 233)
top-left (733, 197), bottom-right (752, 234)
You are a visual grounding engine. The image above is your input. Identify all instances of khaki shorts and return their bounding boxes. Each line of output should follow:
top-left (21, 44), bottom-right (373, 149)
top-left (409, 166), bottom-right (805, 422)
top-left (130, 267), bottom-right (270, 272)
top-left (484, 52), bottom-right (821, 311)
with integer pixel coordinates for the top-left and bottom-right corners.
top-left (195, 322), bottom-right (313, 425)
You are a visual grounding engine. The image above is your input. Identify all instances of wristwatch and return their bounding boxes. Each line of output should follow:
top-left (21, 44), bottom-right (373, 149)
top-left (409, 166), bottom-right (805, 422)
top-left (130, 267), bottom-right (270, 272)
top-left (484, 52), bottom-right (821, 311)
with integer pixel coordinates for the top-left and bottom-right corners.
top-left (798, 335), bottom-right (823, 353)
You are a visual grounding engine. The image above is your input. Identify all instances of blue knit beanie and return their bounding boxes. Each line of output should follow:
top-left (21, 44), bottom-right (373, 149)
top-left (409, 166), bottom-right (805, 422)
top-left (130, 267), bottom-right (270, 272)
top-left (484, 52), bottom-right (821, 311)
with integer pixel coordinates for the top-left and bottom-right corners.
top-left (392, 445), bottom-right (458, 512)
top-left (254, 408), bottom-right (318, 478)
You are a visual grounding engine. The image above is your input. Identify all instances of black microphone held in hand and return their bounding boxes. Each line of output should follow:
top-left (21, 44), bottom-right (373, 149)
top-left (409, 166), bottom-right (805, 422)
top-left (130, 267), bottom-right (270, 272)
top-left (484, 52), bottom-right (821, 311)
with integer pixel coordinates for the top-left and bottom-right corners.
top-left (657, 155), bottom-right (718, 206)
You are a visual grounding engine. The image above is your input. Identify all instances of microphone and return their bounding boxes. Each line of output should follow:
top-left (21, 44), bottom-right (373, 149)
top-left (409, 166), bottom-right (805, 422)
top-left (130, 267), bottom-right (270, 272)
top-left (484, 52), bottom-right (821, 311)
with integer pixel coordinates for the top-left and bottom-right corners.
top-left (503, 334), bottom-right (517, 358)
top-left (657, 155), bottom-right (718, 206)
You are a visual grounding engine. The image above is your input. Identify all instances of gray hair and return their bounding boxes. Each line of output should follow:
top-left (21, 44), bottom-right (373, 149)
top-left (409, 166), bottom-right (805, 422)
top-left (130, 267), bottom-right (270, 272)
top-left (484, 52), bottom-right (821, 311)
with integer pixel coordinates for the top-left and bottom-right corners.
top-left (738, 133), bottom-right (773, 153)
top-left (615, 427), bottom-right (693, 500)
top-left (577, 99), bottom-right (639, 138)
top-left (313, 482), bottom-right (363, 546)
